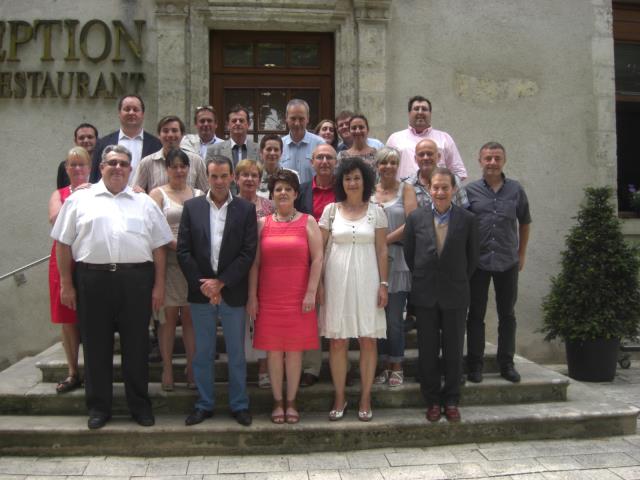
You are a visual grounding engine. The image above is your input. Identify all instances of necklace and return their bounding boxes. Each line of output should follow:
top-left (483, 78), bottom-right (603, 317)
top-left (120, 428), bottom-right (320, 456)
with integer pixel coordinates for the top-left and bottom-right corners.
top-left (273, 209), bottom-right (297, 222)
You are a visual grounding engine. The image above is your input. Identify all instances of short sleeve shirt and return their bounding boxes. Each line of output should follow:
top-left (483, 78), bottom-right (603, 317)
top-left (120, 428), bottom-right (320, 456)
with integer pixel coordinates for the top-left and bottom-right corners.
top-left (466, 175), bottom-right (531, 272)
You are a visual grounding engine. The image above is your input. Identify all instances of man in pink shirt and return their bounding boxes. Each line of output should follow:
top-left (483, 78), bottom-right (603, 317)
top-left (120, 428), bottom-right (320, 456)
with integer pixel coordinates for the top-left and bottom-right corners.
top-left (387, 96), bottom-right (467, 181)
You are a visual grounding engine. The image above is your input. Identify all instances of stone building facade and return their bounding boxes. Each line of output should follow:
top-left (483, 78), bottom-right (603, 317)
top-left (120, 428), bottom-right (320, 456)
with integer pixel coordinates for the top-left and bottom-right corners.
top-left (0, 0), bottom-right (619, 366)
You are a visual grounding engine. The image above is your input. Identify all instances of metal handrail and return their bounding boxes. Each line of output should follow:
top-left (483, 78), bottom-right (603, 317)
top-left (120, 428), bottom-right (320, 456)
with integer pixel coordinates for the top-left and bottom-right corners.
top-left (0, 255), bottom-right (50, 282)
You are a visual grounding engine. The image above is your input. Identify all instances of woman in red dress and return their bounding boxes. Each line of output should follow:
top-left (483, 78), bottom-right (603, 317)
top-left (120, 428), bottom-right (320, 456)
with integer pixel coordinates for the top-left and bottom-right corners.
top-left (247, 169), bottom-right (323, 424)
top-left (48, 146), bottom-right (91, 393)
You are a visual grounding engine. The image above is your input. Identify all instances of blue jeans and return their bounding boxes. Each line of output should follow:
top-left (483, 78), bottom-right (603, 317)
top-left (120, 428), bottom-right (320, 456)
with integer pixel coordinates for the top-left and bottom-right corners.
top-left (378, 291), bottom-right (408, 363)
top-left (190, 301), bottom-right (249, 412)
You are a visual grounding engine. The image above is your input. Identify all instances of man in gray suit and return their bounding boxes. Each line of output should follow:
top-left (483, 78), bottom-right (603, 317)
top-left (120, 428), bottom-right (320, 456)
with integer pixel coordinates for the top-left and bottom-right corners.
top-left (404, 167), bottom-right (479, 423)
top-left (206, 105), bottom-right (259, 170)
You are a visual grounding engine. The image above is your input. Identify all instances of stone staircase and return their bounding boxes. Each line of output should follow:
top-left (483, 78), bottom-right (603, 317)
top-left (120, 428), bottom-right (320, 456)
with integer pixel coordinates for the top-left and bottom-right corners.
top-left (0, 330), bottom-right (637, 456)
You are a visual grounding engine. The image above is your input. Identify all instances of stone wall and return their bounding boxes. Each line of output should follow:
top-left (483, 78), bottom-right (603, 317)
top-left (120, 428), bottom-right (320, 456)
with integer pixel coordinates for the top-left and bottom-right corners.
top-left (0, 0), bottom-right (617, 365)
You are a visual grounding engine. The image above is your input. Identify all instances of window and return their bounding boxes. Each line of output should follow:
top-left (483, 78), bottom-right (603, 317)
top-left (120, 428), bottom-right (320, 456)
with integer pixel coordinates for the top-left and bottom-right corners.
top-left (613, 3), bottom-right (640, 212)
top-left (210, 31), bottom-right (334, 142)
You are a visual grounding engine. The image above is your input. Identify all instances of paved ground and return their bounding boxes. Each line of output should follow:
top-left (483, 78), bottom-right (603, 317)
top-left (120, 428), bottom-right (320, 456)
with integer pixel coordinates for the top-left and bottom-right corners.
top-left (3, 363), bottom-right (640, 479)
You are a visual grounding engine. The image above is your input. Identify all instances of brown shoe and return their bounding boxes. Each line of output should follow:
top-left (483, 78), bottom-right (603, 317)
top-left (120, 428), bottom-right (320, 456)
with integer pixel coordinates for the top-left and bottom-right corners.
top-left (426, 405), bottom-right (441, 422)
top-left (300, 373), bottom-right (318, 388)
top-left (444, 405), bottom-right (461, 422)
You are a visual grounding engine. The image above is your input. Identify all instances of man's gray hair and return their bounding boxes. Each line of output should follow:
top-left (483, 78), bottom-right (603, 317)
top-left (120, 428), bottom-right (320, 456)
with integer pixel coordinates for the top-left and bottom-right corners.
top-left (286, 98), bottom-right (310, 117)
top-left (206, 155), bottom-right (234, 174)
top-left (101, 144), bottom-right (132, 163)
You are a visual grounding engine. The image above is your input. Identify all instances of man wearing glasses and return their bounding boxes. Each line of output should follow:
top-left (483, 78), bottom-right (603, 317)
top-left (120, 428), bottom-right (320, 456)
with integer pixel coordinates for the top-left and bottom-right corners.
top-left (52, 145), bottom-right (173, 430)
top-left (181, 105), bottom-right (221, 160)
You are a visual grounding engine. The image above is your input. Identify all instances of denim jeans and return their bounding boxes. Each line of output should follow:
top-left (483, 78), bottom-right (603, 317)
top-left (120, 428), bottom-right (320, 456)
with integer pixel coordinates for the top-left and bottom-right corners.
top-left (190, 301), bottom-right (249, 412)
top-left (378, 291), bottom-right (408, 363)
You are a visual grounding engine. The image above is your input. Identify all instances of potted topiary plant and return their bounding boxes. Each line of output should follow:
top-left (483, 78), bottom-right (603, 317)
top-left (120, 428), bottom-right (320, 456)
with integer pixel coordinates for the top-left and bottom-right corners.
top-left (541, 186), bottom-right (640, 381)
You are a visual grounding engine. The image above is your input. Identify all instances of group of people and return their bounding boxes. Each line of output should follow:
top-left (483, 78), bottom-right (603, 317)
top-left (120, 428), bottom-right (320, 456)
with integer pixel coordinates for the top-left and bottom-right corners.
top-left (48, 93), bottom-right (531, 430)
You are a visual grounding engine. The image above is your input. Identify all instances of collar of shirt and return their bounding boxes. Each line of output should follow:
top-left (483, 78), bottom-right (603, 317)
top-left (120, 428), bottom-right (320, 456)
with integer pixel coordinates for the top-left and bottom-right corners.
top-left (230, 138), bottom-right (246, 149)
top-left (284, 130), bottom-right (311, 146)
top-left (118, 129), bottom-right (144, 141)
top-left (312, 175), bottom-right (334, 191)
top-left (206, 189), bottom-right (233, 210)
top-left (482, 173), bottom-right (507, 192)
top-left (432, 203), bottom-right (452, 225)
top-left (200, 136), bottom-right (219, 147)
top-left (408, 125), bottom-right (432, 137)
top-left (94, 179), bottom-right (135, 198)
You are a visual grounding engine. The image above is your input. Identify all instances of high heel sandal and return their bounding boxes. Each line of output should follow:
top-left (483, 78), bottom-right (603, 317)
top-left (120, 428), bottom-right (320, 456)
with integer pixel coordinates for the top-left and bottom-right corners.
top-left (328, 401), bottom-right (348, 421)
top-left (161, 369), bottom-right (174, 392)
top-left (358, 400), bottom-right (373, 422)
top-left (285, 400), bottom-right (300, 424)
top-left (271, 399), bottom-right (285, 424)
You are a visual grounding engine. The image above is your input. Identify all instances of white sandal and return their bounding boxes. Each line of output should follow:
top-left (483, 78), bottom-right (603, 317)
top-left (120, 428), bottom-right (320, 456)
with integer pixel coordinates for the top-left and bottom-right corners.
top-left (258, 372), bottom-right (271, 389)
top-left (374, 370), bottom-right (390, 385)
top-left (388, 370), bottom-right (404, 387)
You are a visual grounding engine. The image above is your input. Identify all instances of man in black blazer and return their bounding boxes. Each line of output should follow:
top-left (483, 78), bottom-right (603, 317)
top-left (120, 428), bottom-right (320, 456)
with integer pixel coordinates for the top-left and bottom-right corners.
top-left (90, 94), bottom-right (162, 183)
top-left (177, 155), bottom-right (257, 427)
top-left (404, 167), bottom-right (479, 423)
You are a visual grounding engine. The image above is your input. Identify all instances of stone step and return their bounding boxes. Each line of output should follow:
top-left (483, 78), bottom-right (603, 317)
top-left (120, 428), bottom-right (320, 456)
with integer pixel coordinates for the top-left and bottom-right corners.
top-left (0, 343), bottom-right (636, 456)
top-left (2, 364), bottom-right (568, 415)
top-left (118, 328), bottom-right (422, 355)
top-left (0, 393), bottom-right (636, 457)
top-left (37, 347), bottom-right (501, 383)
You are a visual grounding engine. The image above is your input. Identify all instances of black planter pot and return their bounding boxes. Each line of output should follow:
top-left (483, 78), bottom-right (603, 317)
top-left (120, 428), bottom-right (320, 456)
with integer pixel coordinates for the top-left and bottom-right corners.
top-left (565, 337), bottom-right (620, 382)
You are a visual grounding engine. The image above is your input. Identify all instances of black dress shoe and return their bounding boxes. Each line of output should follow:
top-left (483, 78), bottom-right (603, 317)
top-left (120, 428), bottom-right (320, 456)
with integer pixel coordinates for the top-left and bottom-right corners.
top-left (232, 409), bottom-right (252, 426)
top-left (501, 365), bottom-right (521, 383)
top-left (87, 413), bottom-right (111, 430)
top-left (185, 408), bottom-right (213, 426)
top-left (300, 373), bottom-right (318, 388)
top-left (132, 413), bottom-right (155, 427)
top-left (467, 370), bottom-right (483, 383)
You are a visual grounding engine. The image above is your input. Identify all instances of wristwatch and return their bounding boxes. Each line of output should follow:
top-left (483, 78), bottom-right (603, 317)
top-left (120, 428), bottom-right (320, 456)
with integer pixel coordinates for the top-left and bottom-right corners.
top-left (380, 281), bottom-right (389, 287)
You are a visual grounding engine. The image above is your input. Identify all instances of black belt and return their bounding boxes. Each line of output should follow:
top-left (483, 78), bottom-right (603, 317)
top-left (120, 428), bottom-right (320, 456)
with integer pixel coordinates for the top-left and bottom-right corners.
top-left (77, 262), bottom-right (152, 272)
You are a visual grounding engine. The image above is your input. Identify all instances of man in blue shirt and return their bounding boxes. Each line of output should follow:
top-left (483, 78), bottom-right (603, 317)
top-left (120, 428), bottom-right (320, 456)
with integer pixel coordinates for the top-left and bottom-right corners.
top-left (281, 99), bottom-right (325, 184)
top-left (465, 142), bottom-right (531, 384)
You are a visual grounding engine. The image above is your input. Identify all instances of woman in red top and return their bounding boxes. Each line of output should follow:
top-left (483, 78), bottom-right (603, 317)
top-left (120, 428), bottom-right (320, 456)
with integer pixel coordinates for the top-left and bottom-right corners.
top-left (48, 146), bottom-right (91, 393)
top-left (247, 169), bottom-right (323, 424)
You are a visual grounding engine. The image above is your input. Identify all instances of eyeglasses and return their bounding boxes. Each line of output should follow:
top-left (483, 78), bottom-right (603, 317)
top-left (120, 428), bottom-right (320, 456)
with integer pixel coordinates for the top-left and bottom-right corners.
top-left (314, 154), bottom-right (335, 161)
top-left (103, 159), bottom-right (131, 168)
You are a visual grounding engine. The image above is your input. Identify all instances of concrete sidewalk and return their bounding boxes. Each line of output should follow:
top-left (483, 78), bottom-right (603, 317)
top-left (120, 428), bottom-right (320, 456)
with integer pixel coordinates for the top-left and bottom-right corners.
top-left (2, 363), bottom-right (640, 479)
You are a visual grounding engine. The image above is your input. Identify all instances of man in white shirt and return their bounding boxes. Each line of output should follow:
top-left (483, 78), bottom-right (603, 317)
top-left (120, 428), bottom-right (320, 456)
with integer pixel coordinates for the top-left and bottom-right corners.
top-left (52, 144), bottom-right (173, 430)
top-left (90, 94), bottom-right (162, 183)
top-left (181, 105), bottom-right (221, 159)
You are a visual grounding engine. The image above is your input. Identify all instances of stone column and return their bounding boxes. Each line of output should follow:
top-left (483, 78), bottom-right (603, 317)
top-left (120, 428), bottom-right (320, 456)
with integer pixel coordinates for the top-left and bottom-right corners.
top-left (590, 0), bottom-right (617, 188)
top-left (353, 0), bottom-right (392, 139)
top-left (155, 0), bottom-right (190, 121)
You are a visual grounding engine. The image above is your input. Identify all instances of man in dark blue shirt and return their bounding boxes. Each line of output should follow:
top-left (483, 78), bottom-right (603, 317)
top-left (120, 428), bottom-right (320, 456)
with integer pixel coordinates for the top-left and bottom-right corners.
top-left (465, 142), bottom-right (531, 384)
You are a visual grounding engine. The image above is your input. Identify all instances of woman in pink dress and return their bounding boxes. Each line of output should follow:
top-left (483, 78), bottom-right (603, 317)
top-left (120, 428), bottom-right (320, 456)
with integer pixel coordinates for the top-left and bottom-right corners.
top-left (48, 146), bottom-right (91, 393)
top-left (247, 169), bottom-right (323, 424)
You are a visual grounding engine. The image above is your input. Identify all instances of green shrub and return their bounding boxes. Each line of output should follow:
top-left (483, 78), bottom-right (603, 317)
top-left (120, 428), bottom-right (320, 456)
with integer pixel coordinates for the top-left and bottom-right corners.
top-left (541, 186), bottom-right (640, 341)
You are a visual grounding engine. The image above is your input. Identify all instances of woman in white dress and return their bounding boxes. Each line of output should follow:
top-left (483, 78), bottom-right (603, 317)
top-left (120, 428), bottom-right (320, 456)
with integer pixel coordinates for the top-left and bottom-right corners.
top-left (319, 156), bottom-right (388, 422)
